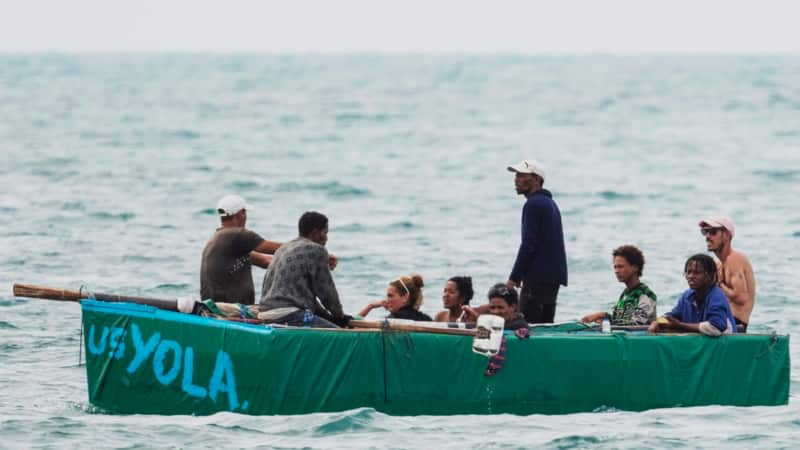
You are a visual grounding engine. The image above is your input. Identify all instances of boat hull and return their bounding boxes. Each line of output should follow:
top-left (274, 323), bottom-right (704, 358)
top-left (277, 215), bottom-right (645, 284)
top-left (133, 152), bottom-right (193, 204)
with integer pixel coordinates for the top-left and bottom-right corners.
top-left (80, 300), bottom-right (790, 415)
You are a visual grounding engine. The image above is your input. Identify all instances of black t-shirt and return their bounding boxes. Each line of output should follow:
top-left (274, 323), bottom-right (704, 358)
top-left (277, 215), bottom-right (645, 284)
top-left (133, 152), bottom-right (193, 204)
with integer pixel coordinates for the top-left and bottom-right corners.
top-left (389, 306), bottom-right (433, 322)
top-left (200, 227), bottom-right (264, 304)
top-left (505, 313), bottom-right (529, 331)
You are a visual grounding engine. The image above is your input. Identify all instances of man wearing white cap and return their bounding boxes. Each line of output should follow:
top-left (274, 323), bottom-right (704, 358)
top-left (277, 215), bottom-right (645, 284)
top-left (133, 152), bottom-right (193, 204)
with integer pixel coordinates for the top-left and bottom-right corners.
top-left (200, 194), bottom-right (283, 305)
top-left (699, 216), bottom-right (756, 332)
top-left (506, 160), bottom-right (568, 323)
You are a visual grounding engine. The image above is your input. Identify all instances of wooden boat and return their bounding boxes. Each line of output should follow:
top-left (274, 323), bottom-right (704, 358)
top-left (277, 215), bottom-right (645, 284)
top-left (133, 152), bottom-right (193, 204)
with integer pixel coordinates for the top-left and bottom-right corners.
top-left (77, 298), bottom-right (789, 416)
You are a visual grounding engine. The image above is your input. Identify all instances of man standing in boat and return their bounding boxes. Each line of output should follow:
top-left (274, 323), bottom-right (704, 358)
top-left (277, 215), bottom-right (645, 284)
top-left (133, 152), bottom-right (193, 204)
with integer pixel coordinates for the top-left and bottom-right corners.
top-left (200, 194), bottom-right (283, 305)
top-left (259, 211), bottom-right (349, 328)
top-left (506, 160), bottom-right (568, 323)
top-left (699, 216), bottom-right (756, 332)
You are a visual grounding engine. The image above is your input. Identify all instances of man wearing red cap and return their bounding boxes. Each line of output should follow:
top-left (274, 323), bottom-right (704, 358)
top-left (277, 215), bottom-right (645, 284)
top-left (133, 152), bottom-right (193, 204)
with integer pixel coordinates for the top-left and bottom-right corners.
top-left (699, 216), bottom-right (756, 332)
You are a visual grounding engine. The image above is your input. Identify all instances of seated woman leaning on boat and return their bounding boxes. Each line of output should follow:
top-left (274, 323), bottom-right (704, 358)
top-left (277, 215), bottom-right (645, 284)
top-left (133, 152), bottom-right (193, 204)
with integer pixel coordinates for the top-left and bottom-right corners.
top-left (462, 283), bottom-right (528, 330)
top-left (358, 274), bottom-right (432, 321)
top-left (434, 276), bottom-right (475, 322)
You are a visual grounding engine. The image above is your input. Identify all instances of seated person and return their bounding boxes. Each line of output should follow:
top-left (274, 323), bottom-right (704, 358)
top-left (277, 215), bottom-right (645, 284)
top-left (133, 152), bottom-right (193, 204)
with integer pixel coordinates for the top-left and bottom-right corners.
top-left (582, 245), bottom-right (657, 326)
top-left (358, 274), bottom-right (432, 321)
top-left (258, 212), bottom-right (349, 328)
top-left (462, 283), bottom-right (529, 331)
top-left (434, 276), bottom-right (475, 322)
top-left (648, 253), bottom-right (737, 336)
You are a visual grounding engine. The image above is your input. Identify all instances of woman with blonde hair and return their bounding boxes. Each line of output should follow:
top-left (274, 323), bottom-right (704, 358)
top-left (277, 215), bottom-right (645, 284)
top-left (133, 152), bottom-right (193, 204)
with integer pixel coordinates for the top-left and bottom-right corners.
top-left (358, 274), bottom-right (432, 321)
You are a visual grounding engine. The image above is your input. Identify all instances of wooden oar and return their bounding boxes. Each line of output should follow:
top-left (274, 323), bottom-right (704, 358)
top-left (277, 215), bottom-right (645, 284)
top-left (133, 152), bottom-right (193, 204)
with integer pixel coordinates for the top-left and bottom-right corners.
top-left (350, 320), bottom-right (477, 336)
top-left (12, 283), bottom-right (179, 311)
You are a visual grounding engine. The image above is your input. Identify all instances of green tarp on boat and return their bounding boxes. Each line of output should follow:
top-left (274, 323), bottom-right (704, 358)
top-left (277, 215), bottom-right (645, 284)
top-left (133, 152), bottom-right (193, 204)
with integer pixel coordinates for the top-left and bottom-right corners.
top-left (81, 300), bottom-right (790, 416)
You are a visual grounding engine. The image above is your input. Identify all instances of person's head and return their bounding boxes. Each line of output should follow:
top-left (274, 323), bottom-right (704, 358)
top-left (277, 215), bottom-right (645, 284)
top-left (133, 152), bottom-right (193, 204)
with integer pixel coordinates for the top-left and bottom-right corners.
top-left (386, 274), bottom-right (425, 313)
top-left (612, 244), bottom-right (645, 282)
top-left (486, 283), bottom-right (519, 321)
top-left (507, 160), bottom-right (545, 196)
top-left (217, 194), bottom-right (249, 227)
top-left (699, 216), bottom-right (735, 253)
top-left (298, 211), bottom-right (329, 246)
top-left (684, 253), bottom-right (718, 292)
top-left (443, 276), bottom-right (474, 308)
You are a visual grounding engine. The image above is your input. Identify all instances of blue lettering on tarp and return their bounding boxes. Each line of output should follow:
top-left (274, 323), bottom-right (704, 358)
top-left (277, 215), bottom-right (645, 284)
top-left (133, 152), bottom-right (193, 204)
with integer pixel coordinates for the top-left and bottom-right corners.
top-left (208, 350), bottom-right (239, 411)
top-left (108, 327), bottom-right (126, 360)
top-left (86, 319), bottom-right (249, 412)
top-left (87, 325), bottom-right (108, 355)
top-left (153, 339), bottom-right (182, 385)
top-left (182, 347), bottom-right (208, 398)
top-left (127, 323), bottom-right (160, 374)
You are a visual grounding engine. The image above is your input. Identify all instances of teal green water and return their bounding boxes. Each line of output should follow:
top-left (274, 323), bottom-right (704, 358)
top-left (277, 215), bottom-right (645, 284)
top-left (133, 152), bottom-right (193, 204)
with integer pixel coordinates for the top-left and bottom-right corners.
top-left (1, 54), bottom-right (799, 448)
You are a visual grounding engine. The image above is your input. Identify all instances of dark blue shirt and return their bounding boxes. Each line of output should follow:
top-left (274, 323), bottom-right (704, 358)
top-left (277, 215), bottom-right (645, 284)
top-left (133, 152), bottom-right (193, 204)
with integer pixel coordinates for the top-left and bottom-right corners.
top-left (509, 189), bottom-right (568, 286)
top-left (666, 284), bottom-right (737, 333)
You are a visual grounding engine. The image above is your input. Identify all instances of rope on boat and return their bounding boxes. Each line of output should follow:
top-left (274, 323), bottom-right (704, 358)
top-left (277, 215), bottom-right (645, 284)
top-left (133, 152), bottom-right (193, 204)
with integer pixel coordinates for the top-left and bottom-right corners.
top-left (78, 284), bottom-right (96, 301)
top-left (76, 284), bottom-right (95, 366)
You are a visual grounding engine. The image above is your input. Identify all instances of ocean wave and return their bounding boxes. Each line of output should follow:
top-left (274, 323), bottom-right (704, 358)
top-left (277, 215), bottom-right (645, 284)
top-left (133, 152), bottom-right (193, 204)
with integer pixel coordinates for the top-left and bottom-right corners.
top-left (153, 283), bottom-right (191, 290)
top-left (753, 169), bottom-right (800, 183)
top-left (335, 223), bottom-right (366, 232)
top-left (335, 112), bottom-right (390, 124)
top-left (386, 221), bottom-right (414, 230)
top-left (61, 202), bottom-right (85, 211)
top-left (0, 299), bottom-right (27, 307)
top-left (275, 181), bottom-right (370, 198)
top-left (598, 190), bottom-right (636, 200)
top-left (311, 408), bottom-right (382, 435)
top-left (225, 180), bottom-right (261, 190)
top-left (0, 320), bottom-right (18, 329)
top-left (89, 212), bottom-right (136, 221)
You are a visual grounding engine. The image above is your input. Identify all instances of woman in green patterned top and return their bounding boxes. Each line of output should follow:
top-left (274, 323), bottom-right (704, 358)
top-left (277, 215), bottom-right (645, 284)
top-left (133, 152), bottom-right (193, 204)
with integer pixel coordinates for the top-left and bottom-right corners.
top-left (582, 245), bottom-right (657, 326)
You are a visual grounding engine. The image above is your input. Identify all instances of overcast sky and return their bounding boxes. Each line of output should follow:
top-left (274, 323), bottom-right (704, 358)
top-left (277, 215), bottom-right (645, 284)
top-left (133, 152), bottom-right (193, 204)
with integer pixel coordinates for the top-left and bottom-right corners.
top-left (2, 0), bottom-right (799, 53)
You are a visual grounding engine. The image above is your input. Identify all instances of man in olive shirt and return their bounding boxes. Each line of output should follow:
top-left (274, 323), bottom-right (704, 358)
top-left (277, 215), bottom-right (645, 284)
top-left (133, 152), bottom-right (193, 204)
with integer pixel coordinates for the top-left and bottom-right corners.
top-left (200, 194), bottom-right (282, 305)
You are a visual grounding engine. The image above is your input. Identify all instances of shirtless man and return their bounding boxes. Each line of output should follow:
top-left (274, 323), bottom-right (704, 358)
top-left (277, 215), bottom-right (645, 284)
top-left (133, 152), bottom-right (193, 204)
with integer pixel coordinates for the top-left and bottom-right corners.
top-left (699, 216), bottom-right (756, 332)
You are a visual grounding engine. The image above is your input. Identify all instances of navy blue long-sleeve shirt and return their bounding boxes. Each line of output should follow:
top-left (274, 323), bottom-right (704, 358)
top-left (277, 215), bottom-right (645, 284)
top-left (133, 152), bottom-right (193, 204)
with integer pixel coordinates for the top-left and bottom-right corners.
top-left (509, 189), bottom-right (568, 287)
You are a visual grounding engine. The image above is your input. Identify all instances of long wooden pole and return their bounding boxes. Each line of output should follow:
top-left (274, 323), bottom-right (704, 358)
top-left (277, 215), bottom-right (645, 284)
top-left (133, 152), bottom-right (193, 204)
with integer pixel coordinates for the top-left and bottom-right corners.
top-left (12, 283), bottom-right (179, 311)
top-left (350, 320), bottom-right (476, 336)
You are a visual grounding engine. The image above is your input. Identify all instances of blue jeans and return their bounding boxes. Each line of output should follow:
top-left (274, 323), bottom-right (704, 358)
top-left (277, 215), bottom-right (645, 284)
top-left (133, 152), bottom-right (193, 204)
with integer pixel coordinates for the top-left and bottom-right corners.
top-left (272, 309), bottom-right (339, 328)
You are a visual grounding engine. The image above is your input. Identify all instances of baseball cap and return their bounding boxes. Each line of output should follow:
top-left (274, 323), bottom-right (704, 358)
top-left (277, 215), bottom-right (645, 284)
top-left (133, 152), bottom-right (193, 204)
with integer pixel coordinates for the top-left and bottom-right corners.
top-left (507, 160), bottom-right (546, 180)
top-left (698, 216), bottom-right (735, 238)
top-left (217, 195), bottom-right (250, 217)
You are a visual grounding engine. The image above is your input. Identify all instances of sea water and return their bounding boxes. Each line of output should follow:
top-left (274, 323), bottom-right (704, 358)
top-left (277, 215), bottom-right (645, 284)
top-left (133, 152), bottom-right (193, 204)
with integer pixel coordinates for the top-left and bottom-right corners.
top-left (1, 54), bottom-right (799, 448)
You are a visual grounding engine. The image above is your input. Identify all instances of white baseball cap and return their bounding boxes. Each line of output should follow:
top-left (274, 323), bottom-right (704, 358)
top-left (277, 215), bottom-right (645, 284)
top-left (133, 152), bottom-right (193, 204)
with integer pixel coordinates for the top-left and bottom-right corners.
top-left (698, 216), bottom-right (735, 238)
top-left (507, 160), bottom-right (546, 180)
top-left (217, 194), bottom-right (250, 217)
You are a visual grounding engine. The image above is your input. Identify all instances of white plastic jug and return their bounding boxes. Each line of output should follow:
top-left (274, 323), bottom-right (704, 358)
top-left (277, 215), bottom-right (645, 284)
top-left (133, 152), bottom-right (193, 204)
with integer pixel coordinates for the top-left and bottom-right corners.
top-left (472, 314), bottom-right (506, 356)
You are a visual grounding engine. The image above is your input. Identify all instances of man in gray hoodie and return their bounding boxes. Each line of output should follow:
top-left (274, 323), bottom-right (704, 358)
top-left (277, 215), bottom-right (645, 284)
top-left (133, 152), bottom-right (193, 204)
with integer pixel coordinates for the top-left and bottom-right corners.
top-left (258, 211), bottom-right (349, 328)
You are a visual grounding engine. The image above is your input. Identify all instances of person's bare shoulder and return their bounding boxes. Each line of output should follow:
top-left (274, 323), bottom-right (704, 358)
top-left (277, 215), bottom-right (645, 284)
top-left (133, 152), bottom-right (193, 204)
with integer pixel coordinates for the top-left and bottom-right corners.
top-left (728, 250), bottom-right (753, 271)
top-left (434, 310), bottom-right (448, 322)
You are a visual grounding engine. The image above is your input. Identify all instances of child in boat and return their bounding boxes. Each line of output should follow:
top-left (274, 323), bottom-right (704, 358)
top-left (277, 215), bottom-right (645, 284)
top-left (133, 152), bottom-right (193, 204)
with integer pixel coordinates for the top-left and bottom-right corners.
top-left (463, 283), bottom-right (528, 330)
top-left (434, 276), bottom-right (475, 322)
top-left (581, 244), bottom-right (657, 326)
top-left (358, 274), bottom-right (432, 321)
